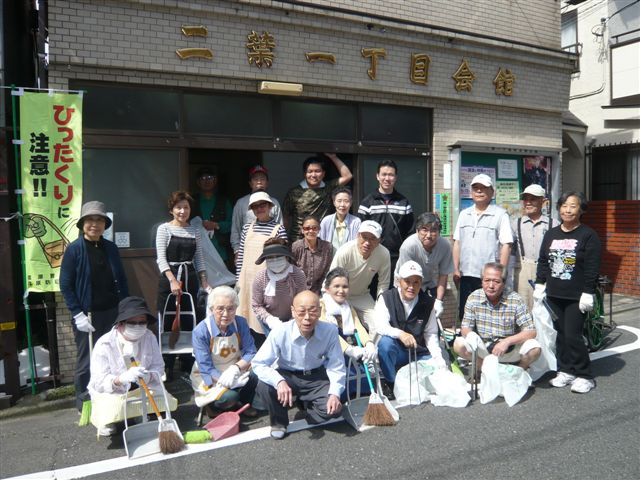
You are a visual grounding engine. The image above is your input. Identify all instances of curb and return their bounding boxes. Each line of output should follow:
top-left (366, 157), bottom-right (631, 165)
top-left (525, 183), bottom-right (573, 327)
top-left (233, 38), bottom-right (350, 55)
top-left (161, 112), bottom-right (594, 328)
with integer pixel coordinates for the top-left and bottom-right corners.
top-left (0, 397), bottom-right (76, 421)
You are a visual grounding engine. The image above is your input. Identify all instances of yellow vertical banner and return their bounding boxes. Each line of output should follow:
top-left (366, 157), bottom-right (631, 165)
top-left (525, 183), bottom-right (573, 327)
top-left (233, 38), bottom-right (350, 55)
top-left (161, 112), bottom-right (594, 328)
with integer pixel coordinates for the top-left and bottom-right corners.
top-left (19, 91), bottom-right (83, 292)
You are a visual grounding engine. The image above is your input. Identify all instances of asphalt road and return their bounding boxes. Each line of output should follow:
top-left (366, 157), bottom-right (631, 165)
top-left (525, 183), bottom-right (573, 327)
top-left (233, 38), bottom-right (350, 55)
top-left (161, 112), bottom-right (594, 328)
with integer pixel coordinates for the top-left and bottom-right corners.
top-left (1, 310), bottom-right (638, 480)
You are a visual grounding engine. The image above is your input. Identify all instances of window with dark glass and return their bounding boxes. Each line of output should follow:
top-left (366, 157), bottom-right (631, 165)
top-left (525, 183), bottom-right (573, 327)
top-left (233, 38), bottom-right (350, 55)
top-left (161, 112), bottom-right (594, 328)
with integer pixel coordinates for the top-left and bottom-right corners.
top-left (278, 100), bottom-right (357, 141)
top-left (360, 105), bottom-right (430, 145)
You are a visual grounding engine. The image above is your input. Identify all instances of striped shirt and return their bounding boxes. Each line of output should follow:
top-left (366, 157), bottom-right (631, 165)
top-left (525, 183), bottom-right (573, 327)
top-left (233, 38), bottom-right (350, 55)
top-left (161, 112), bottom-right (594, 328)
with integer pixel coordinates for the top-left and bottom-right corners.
top-left (155, 222), bottom-right (205, 273)
top-left (462, 288), bottom-right (534, 340)
top-left (291, 238), bottom-right (333, 294)
top-left (235, 220), bottom-right (288, 279)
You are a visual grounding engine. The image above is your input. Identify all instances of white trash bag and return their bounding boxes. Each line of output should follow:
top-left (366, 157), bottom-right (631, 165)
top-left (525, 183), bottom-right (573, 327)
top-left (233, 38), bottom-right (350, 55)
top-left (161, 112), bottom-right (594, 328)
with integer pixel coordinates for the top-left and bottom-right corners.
top-left (191, 216), bottom-right (235, 288)
top-left (528, 299), bottom-right (558, 381)
top-left (479, 355), bottom-right (532, 407)
top-left (426, 368), bottom-right (470, 408)
top-left (393, 361), bottom-right (434, 407)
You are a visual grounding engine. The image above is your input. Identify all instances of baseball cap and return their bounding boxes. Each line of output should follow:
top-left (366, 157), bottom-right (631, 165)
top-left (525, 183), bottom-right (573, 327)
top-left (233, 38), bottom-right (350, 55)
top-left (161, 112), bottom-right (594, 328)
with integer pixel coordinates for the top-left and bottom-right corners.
top-left (397, 260), bottom-right (424, 279)
top-left (248, 191), bottom-right (273, 208)
top-left (521, 184), bottom-right (546, 198)
top-left (471, 174), bottom-right (493, 188)
top-left (358, 220), bottom-right (382, 239)
top-left (249, 165), bottom-right (269, 178)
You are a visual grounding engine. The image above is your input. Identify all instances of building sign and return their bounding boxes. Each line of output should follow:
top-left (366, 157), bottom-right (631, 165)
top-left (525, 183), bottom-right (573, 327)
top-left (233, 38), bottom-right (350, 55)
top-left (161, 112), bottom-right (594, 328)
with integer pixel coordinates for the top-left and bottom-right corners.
top-left (19, 92), bottom-right (83, 292)
top-left (435, 193), bottom-right (451, 236)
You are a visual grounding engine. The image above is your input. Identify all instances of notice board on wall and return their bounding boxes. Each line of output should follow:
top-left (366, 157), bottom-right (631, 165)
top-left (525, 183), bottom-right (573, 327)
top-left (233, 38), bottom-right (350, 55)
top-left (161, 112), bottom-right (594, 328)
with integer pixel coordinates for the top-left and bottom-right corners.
top-left (459, 152), bottom-right (552, 218)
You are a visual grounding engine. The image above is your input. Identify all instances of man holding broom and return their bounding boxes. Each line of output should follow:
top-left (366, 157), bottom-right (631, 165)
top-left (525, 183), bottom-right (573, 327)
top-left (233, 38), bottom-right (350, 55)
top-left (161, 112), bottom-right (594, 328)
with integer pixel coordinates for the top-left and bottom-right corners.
top-left (252, 290), bottom-right (346, 440)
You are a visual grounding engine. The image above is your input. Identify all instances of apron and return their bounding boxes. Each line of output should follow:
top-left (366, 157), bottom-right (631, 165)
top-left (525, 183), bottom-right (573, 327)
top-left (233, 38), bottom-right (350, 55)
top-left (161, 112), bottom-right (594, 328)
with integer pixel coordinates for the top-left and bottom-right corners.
top-left (190, 318), bottom-right (242, 407)
top-left (157, 234), bottom-right (200, 331)
top-left (236, 222), bottom-right (281, 334)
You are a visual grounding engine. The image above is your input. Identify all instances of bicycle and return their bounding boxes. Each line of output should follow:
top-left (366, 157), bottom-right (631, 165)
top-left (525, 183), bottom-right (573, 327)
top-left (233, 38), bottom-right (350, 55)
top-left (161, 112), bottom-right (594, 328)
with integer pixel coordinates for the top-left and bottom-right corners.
top-left (584, 275), bottom-right (616, 352)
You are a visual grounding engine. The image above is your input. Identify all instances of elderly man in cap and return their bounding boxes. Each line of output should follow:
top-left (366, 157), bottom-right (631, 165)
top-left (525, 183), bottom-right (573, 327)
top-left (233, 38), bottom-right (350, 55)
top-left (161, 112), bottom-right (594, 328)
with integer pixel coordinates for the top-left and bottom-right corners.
top-left (453, 263), bottom-right (541, 370)
top-left (88, 296), bottom-right (177, 436)
top-left (192, 166), bottom-right (233, 264)
top-left (60, 201), bottom-right (129, 412)
top-left (453, 174), bottom-right (513, 319)
top-left (253, 290), bottom-right (345, 440)
top-left (230, 165), bottom-right (283, 261)
top-left (396, 212), bottom-right (454, 318)
top-left (511, 184), bottom-right (558, 311)
top-left (329, 220), bottom-right (391, 335)
top-left (375, 261), bottom-right (445, 394)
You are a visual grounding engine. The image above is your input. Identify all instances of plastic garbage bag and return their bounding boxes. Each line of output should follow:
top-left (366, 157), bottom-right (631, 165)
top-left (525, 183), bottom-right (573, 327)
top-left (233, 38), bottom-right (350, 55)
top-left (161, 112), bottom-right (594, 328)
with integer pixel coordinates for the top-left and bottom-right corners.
top-left (191, 216), bottom-right (235, 288)
top-left (479, 355), bottom-right (531, 407)
top-left (427, 368), bottom-right (471, 408)
top-left (393, 361), bottom-right (434, 407)
top-left (528, 299), bottom-right (557, 381)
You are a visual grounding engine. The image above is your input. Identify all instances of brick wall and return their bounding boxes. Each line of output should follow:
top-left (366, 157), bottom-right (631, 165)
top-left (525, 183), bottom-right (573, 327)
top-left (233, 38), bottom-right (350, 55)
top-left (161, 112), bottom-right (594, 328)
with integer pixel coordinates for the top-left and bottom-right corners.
top-left (582, 201), bottom-right (640, 297)
top-left (54, 292), bottom-right (76, 382)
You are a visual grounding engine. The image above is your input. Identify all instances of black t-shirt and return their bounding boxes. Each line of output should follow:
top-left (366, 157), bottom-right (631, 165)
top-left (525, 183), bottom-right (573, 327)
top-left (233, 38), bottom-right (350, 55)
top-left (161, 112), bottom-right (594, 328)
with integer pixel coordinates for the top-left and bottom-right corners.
top-left (84, 237), bottom-right (119, 311)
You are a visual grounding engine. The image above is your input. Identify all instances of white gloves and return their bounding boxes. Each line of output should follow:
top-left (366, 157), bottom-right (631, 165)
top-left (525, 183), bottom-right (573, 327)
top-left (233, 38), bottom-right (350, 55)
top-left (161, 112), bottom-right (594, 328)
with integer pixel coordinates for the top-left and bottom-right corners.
top-left (217, 365), bottom-right (241, 388)
top-left (579, 293), bottom-right (594, 313)
top-left (464, 331), bottom-right (483, 352)
top-left (229, 371), bottom-right (251, 390)
top-left (118, 366), bottom-right (148, 385)
top-left (433, 299), bottom-right (444, 318)
top-left (362, 342), bottom-right (377, 363)
top-left (533, 284), bottom-right (547, 302)
top-left (73, 312), bottom-right (95, 333)
top-left (344, 346), bottom-right (365, 360)
top-left (265, 315), bottom-right (281, 331)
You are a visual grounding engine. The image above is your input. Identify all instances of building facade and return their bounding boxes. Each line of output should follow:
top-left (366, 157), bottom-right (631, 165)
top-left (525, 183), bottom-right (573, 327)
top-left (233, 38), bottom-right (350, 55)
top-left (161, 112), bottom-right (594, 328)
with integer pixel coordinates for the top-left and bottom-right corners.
top-left (5, 1), bottom-right (576, 383)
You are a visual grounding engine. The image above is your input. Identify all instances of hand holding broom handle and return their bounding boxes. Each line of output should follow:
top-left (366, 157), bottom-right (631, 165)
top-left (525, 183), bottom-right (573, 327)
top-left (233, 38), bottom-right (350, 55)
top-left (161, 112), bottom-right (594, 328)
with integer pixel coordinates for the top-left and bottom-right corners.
top-left (130, 358), bottom-right (163, 419)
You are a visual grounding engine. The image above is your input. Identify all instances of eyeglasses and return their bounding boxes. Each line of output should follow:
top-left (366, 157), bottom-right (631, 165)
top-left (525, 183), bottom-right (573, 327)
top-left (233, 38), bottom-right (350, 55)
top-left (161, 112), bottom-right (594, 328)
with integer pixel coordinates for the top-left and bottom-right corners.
top-left (418, 227), bottom-right (440, 234)
top-left (125, 320), bottom-right (147, 326)
top-left (302, 225), bottom-right (319, 231)
top-left (251, 202), bottom-right (270, 209)
top-left (214, 306), bottom-right (237, 314)
top-left (294, 307), bottom-right (320, 316)
top-left (200, 175), bottom-right (216, 180)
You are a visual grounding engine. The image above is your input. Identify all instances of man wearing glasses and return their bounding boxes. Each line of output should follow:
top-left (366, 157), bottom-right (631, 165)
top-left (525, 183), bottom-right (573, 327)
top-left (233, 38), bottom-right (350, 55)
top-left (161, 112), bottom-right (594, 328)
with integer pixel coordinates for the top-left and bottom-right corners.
top-left (395, 212), bottom-right (454, 319)
top-left (253, 290), bottom-right (345, 440)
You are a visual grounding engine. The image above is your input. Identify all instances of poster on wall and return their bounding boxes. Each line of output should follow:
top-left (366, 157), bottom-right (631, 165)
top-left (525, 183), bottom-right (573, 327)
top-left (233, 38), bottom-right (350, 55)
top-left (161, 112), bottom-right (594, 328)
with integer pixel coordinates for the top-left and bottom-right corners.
top-left (460, 166), bottom-right (496, 198)
top-left (19, 91), bottom-right (83, 293)
top-left (523, 156), bottom-right (551, 194)
top-left (497, 159), bottom-right (518, 179)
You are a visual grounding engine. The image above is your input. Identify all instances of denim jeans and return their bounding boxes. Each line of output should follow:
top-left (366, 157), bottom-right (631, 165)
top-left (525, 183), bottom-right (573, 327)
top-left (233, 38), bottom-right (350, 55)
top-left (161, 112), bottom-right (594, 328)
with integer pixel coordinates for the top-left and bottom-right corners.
top-left (377, 335), bottom-right (430, 384)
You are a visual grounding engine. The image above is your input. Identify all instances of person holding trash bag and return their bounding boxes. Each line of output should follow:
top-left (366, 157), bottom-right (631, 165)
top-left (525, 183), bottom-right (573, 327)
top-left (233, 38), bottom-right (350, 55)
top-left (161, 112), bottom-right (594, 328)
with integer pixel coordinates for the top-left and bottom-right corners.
top-left (60, 200), bottom-right (129, 413)
top-left (453, 262), bottom-right (541, 370)
top-left (320, 267), bottom-right (376, 399)
top-left (87, 296), bottom-right (177, 437)
top-left (534, 191), bottom-right (601, 394)
top-left (190, 286), bottom-right (258, 419)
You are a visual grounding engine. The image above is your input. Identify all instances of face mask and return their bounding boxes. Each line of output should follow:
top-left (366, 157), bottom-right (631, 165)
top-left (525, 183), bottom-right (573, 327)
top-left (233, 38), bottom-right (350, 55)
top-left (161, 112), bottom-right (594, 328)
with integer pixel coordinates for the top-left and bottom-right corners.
top-left (123, 324), bottom-right (147, 341)
top-left (266, 256), bottom-right (289, 274)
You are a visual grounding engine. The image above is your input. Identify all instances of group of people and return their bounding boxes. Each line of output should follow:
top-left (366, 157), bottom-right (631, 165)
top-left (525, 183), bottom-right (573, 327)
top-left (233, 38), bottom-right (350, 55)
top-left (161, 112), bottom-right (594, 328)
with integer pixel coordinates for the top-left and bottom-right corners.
top-left (59, 155), bottom-right (602, 441)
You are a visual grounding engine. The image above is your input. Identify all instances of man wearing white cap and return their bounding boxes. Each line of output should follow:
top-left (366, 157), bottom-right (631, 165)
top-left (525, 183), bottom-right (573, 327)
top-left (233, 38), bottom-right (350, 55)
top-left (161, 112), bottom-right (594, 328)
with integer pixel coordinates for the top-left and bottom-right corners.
top-left (375, 260), bottom-right (445, 393)
top-left (511, 184), bottom-right (558, 311)
top-left (453, 173), bottom-right (513, 319)
top-left (329, 220), bottom-right (390, 335)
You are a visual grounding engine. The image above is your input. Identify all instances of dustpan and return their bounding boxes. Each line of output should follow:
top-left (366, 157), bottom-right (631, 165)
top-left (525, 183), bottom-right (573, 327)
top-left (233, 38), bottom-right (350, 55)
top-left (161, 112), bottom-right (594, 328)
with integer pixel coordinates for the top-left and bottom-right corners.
top-left (159, 292), bottom-right (196, 355)
top-left (204, 403), bottom-right (250, 441)
top-left (123, 384), bottom-right (161, 459)
top-left (342, 357), bottom-right (370, 431)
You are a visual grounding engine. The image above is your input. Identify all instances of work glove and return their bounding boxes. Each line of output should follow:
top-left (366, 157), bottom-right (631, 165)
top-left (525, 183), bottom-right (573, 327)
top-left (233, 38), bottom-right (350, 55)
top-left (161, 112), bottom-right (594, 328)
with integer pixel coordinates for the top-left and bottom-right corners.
top-left (533, 284), bottom-right (547, 302)
top-left (579, 293), bottom-right (594, 313)
top-left (118, 366), bottom-right (148, 385)
top-left (433, 299), bottom-right (444, 318)
top-left (362, 342), bottom-right (377, 363)
top-left (217, 364), bottom-right (241, 388)
top-left (265, 315), bottom-right (281, 331)
top-left (464, 331), bottom-right (483, 353)
top-left (73, 312), bottom-right (95, 333)
top-left (344, 346), bottom-right (365, 360)
top-left (229, 371), bottom-right (251, 390)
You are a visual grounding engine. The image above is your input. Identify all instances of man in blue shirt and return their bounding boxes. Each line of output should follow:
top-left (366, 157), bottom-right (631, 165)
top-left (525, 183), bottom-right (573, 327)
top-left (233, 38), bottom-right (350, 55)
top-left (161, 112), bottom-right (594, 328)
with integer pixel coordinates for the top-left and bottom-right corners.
top-left (253, 290), bottom-right (346, 439)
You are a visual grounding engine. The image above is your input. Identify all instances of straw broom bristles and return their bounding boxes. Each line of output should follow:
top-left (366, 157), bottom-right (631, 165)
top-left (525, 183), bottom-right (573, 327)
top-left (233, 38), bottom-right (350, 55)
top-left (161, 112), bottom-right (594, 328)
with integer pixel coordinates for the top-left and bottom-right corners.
top-left (363, 395), bottom-right (396, 426)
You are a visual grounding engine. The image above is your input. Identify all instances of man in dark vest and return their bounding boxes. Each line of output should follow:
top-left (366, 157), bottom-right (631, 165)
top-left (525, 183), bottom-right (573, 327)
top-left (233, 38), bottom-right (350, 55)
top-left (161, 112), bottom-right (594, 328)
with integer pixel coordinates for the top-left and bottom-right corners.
top-left (374, 260), bottom-right (446, 394)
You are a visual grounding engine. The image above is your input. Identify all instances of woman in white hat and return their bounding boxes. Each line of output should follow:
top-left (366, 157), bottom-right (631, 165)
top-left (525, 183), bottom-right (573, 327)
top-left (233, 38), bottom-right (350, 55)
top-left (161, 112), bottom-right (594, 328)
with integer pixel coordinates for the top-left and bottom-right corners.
top-left (60, 201), bottom-right (129, 413)
top-left (235, 191), bottom-right (287, 347)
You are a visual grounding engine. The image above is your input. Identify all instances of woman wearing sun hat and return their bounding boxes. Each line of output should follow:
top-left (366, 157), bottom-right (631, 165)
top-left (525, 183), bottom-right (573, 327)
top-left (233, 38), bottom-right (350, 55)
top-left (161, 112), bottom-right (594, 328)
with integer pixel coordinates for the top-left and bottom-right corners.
top-left (60, 200), bottom-right (129, 412)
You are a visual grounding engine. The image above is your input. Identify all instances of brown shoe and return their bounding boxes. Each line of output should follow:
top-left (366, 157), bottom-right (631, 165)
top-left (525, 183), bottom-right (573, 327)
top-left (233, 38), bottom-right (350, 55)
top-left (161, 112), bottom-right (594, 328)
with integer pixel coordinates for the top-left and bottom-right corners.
top-left (240, 406), bottom-right (258, 418)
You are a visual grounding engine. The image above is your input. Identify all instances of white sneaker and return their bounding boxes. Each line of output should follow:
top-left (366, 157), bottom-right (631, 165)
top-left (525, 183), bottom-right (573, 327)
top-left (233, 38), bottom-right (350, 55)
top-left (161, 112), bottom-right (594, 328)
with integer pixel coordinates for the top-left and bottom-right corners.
top-left (97, 425), bottom-right (117, 437)
top-left (570, 377), bottom-right (595, 394)
top-left (549, 371), bottom-right (576, 388)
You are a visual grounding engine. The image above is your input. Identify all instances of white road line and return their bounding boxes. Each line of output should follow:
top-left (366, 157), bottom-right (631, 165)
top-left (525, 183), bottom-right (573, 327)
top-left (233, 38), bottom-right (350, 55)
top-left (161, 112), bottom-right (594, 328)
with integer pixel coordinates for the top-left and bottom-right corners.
top-left (5, 326), bottom-right (639, 480)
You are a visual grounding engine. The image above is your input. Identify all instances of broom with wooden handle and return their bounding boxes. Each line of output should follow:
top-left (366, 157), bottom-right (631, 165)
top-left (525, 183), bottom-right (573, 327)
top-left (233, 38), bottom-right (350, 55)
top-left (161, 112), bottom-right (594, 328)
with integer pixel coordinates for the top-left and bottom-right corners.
top-left (168, 287), bottom-right (182, 349)
top-left (354, 332), bottom-right (396, 426)
top-left (130, 358), bottom-right (185, 454)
